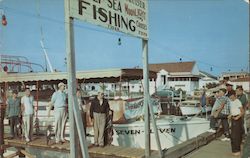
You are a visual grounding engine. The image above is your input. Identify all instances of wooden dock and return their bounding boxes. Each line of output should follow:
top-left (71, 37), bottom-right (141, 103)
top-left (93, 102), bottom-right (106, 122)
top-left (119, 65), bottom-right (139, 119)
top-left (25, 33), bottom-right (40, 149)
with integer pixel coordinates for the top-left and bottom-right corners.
top-left (3, 131), bottom-right (221, 158)
top-left (4, 136), bottom-right (148, 158)
top-left (152, 131), bottom-right (223, 158)
top-left (183, 137), bottom-right (237, 158)
top-left (183, 132), bottom-right (250, 158)
top-left (242, 132), bottom-right (250, 158)
top-left (4, 131), bottom-right (249, 158)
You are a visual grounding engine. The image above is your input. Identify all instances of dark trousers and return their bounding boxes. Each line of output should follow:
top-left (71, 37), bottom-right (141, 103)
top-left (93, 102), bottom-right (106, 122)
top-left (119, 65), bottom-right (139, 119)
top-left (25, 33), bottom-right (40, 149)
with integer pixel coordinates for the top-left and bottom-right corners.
top-left (231, 117), bottom-right (243, 153)
top-left (210, 113), bottom-right (229, 136)
top-left (210, 116), bottom-right (217, 129)
top-left (9, 116), bottom-right (19, 137)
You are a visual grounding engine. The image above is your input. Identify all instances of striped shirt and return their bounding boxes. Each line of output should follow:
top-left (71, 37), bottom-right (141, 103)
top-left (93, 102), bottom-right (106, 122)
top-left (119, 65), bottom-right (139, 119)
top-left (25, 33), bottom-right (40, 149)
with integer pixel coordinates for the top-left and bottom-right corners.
top-left (220, 96), bottom-right (230, 115)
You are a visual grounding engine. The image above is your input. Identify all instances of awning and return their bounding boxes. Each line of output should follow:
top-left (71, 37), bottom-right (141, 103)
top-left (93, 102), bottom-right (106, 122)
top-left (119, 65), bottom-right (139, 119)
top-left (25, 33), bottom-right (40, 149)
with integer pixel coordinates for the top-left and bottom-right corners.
top-left (0, 68), bottom-right (157, 85)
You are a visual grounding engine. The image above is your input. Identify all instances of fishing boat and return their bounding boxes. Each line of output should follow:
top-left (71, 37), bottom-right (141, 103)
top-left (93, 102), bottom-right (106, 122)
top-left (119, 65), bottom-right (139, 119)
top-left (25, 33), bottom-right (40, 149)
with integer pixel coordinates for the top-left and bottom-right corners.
top-left (0, 68), bottom-right (210, 151)
top-left (85, 97), bottom-right (210, 150)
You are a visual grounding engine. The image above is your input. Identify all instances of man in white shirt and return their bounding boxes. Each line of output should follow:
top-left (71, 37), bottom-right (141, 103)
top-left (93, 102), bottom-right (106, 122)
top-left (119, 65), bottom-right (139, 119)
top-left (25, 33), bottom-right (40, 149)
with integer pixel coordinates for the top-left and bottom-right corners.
top-left (21, 88), bottom-right (34, 142)
top-left (228, 90), bottom-right (244, 156)
top-left (50, 82), bottom-right (67, 144)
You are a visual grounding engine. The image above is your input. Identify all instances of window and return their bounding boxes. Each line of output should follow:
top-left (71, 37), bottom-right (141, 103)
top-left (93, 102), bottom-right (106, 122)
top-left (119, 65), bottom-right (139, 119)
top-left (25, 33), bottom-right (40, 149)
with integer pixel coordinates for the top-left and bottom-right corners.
top-left (161, 75), bottom-right (166, 85)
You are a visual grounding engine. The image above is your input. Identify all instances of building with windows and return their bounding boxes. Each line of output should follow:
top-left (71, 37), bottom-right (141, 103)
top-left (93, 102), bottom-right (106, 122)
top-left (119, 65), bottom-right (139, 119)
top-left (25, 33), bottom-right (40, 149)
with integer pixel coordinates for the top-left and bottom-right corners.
top-left (149, 61), bottom-right (200, 95)
top-left (219, 72), bottom-right (249, 81)
top-left (231, 76), bottom-right (250, 93)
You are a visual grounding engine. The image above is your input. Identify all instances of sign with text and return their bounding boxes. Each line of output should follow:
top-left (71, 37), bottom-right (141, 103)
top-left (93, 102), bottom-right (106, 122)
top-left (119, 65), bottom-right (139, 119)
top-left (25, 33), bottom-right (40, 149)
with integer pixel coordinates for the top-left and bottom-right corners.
top-left (124, 98), bottom-right (161, 119)
top-left (70, 0), bottom-right (148, 39)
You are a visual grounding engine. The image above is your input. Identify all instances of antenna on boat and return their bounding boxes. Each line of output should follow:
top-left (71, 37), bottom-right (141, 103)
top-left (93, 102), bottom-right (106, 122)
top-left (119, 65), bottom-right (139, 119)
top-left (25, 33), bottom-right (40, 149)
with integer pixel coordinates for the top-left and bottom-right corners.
top-left (40, 40), bottom-right (54, 72)
top-left (37, 0), bottom-right (54, 73)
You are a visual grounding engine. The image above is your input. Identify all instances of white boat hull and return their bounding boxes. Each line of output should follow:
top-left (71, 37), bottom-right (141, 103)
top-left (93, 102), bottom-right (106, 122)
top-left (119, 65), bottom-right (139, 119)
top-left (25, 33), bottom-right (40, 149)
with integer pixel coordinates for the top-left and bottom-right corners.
top-left (180, 106), bottom-right (212, 115)
top-left (111, 116), bottom-right (210, 150)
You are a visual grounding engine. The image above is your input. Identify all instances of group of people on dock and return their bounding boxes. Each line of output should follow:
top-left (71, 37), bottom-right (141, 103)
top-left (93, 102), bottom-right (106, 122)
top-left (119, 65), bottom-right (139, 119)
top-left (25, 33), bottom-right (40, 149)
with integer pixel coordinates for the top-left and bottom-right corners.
top-left (6, 88), bottom-right (34, 142)
top-left (5, 82), bottom-right (111, 147)
top-left (207, 82), bottom-right (249, 156)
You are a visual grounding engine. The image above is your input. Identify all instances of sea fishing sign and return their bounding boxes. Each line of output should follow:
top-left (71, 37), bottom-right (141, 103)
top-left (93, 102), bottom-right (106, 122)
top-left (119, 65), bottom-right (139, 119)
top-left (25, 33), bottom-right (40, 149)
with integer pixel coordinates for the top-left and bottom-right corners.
top-left (69, 0), bottom-right (148, 39)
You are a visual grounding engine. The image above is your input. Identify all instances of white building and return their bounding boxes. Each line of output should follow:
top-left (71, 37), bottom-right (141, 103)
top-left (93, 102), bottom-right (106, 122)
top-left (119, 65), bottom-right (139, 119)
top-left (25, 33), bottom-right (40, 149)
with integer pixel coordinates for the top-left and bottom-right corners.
top-left (231, 76), bottom-right (250, 93)
top-left (82, 64), bottom-right (220, 97)
top-left (149, 61), bottom-right (200, 95)
top-left (219, 72), bottom-right (249, 81)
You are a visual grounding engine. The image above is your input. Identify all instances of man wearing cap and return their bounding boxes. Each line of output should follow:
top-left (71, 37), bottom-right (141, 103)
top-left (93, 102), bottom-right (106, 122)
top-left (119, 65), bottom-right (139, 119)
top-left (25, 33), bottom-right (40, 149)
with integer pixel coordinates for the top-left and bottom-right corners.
top-left (51, 82), bottom-right (67, 144)
top-left (236, 86), bottom-right (248, 111)
top-left (219, 87), bottom-right (231, 140)
top-left (208, 88), bottom-right (230, 137)
top-left (226, 81), bottom-right (234, 97)
top-left (90, 91), bottom-right (110, 147)
top-left (21, 88), bottom-right (34, 142)
top-left (6, 90), bottom-right (21, 139)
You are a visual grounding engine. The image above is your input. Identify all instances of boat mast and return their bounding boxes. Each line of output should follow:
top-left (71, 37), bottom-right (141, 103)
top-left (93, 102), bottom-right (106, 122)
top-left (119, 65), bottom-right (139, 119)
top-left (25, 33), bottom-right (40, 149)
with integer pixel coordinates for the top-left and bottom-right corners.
top-left (37, 0), bottom-right (54, 73)
top-left (40, 40), bottom-right (54, 72)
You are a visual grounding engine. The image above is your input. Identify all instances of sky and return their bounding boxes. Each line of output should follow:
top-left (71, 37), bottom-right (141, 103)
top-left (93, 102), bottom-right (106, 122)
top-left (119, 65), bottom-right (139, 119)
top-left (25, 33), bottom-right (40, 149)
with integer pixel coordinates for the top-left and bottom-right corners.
top-left (0, 0), bottom-right (249, 76)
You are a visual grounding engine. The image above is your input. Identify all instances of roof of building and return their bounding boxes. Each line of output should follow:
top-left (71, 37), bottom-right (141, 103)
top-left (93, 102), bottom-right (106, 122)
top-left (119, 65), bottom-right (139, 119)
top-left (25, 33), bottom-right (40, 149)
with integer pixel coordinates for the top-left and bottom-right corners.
top-left (231, 76), bottom-right (250, 82)
top-left (149, 61), bottom-right (196, 73)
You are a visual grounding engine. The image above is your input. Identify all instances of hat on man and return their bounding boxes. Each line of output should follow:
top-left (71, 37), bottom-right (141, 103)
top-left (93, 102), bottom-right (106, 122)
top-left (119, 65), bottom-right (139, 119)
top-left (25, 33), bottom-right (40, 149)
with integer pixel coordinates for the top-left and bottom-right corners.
top-left (58, 82), bottom-right (65, 88)
top-left (225, 81), bottom-right (233, 86)
top-left (219, 88), bottom-right (227, 94)
top-left (236, 85), bottom-right (243, 90)
top-left (12, 90), bottom-right (18, 94)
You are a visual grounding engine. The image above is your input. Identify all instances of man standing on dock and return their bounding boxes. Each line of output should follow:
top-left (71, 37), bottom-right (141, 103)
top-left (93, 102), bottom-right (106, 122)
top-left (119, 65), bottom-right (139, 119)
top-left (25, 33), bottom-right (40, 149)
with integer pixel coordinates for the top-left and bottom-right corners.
top-left (51, 82), bottom-right (67, 144)
top-left (236, 85), bottom-right (248, 136)
top-left (200, 90), bottom-right (207, 115)
top-left (21, 88), bottom-right (34, 142)
top-left (218, 87), bottom-right (231, 141)
top-left (90, 91), bottom-right (110, 147)
top-left (208, 88), bottom-right (230, 139)
top-left (6, 90), bottom-right (21, 139)
top-left (228, 90), bottom-right (244, 156)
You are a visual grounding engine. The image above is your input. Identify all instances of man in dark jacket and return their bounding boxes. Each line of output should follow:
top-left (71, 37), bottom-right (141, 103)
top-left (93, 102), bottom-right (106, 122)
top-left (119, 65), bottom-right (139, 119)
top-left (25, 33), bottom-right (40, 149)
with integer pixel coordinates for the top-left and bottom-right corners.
top-left (90, 91), bottom-right (110, 147)
top-left (6, 90), bottom-right (21, 139)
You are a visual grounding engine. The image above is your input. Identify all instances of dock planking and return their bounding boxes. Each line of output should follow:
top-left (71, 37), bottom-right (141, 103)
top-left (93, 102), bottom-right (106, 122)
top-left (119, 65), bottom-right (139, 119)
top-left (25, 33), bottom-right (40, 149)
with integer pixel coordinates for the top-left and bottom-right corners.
top-left (4, 136), bottom-right (148, 158)
top-left (3, 131), bottom-right (225, 158)
top-left (183, 137), bottom-right (242, 158)
top-left (242, 132), bottom-right (250, 158)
